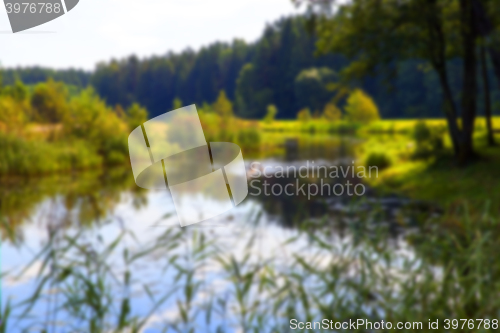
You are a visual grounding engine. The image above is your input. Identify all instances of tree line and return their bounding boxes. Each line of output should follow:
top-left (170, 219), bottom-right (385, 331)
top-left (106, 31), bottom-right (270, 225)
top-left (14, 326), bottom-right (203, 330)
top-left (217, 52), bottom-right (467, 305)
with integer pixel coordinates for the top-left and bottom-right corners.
top-left (2, 14), bottom-right (499, 125)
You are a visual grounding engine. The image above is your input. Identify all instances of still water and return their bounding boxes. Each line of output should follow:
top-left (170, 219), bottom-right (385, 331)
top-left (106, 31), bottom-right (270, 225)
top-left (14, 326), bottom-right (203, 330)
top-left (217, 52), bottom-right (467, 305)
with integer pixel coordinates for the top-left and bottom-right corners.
top-left (0, 135), bottom-right (437, 332)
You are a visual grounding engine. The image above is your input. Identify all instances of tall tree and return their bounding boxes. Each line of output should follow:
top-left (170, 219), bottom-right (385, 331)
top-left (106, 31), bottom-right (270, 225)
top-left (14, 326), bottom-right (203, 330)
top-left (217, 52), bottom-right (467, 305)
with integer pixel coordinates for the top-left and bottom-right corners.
top-left (302, 0), bottom-right (479, 162)
top-left (472, 0), bottom-right (500, 89)
top-left (459, 0), bottom-right (478, 162)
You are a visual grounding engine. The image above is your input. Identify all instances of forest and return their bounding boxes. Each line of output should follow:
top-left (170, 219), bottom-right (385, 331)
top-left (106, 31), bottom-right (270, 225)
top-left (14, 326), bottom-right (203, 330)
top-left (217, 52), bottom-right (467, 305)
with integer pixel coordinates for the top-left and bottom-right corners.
top-left (3, 15), bottom-right (499, 121)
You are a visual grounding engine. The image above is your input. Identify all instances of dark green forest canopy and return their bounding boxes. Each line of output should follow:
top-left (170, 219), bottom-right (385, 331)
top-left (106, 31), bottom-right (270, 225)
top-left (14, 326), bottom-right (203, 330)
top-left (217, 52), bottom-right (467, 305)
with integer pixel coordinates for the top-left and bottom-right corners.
top-left (3, 15), bottom-right (500, 119)
top-left (2, 67), bottom-right (90, 88)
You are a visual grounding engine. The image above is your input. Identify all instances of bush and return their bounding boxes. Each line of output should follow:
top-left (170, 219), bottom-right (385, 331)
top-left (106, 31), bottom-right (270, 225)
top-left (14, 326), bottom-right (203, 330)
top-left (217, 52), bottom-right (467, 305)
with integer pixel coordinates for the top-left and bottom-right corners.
top-left (236, 127), bottom-right (261, 150)
top-left (412, 121), bottom-right (444, 159)
top-left (323, 103), bottom-right (342, 121)
top-left (0, 133), bottom-right (102, 176)
top-left (344, 89), bottom-right (380, 124)
top-left (0, 96), bottom-right (29, 132)
top-left (264, 104), bottom-right (278, 124)
top-left (126, 103), bottom-right (148, 130)
top-left (31, 79), bottom-right (69, 123)
top-left (64, 88), bottom-right (129, 164)
top-left (365, 151), bottom-right (392, 171)
top-left (297, 108), bottom-right (312, 122)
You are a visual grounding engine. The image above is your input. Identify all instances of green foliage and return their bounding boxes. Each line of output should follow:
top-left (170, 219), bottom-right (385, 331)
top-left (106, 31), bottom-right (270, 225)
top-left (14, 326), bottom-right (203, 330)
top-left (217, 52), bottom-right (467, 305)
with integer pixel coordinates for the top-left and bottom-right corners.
top-left (31, 79), bottom-right (69, 123)
top-left (91, 41), bottom-right (251, 119)
top-left (235, 63), bottom-right (270, 118)
top-left (0, 132), bottom-right (101, 175)
top-left (1, 67), bottom-right (90, 87)
top-left (212, 90), bottom-right (233, 118)
top-left (0, 78), bottom-right (136, 175)
top-left (126, 103), bottom-right (148, 130)
top-left (236, 127), bottom-right (261, 150)
top-left (365, 151), bottom-right (392, 171)
top-left (322, 103), bottom-right (342, 121)
top-left (297, 108), bottom-right (312, 123)
top-left (412, 121), bottom-right (445, 159)
top-left (64, 88), bottom-right (129, 165)
top-left (1, 80), bottom-right (28, 102)
top-left (294, 67), bottom-right (337, 113)
top-left (198, 107), bottom-right (261, 150)
top-left (344, 89), bottom-right (380, 124)
top-left (198, 111), bottom-right (219, 142)
top-left (198, 102), bottom-right (214, 114)
top-left (263, 104), bottom-right (278, 124)
top-left (5, 13), bottom-right (500, 122)
top-left (0, 96), bottom-right (29, 131)
top-left (172, 97), bottom-right (183, 110)
top-left (19, 13), bottom-right (491, 121)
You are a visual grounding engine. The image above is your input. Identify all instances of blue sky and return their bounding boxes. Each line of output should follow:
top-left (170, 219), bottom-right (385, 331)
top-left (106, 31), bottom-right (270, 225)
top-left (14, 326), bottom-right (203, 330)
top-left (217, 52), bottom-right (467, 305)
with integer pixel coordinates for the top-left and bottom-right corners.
top-left (0, 0), bottom-right (304, 70)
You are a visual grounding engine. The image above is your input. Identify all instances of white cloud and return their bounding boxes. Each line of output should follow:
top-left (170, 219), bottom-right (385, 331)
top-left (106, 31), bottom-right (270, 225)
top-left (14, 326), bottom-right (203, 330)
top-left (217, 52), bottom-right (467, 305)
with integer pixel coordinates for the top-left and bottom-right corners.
top-left (0, 0), bottom-right (304, 69)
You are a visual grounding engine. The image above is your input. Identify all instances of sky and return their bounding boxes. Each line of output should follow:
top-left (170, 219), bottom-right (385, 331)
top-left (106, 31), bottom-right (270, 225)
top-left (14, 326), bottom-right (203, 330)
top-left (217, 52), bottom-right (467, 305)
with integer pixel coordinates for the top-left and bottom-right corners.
top-left (0, 0), bottom-right (304, 70)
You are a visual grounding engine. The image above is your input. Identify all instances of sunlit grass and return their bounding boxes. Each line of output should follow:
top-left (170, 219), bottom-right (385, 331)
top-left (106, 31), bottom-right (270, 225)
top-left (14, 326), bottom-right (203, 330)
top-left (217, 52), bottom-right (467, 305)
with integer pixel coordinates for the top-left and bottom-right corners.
top-left (356, 121), bottom-right (500, 214)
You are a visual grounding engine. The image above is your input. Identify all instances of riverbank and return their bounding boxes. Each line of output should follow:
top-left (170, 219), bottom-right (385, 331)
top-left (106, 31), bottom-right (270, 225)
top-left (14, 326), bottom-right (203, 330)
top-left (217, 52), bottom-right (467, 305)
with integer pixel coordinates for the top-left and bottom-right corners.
top-left (3, 115), bottom-right (500, 215)
top-left (352, 118), bottom-right (500, 215)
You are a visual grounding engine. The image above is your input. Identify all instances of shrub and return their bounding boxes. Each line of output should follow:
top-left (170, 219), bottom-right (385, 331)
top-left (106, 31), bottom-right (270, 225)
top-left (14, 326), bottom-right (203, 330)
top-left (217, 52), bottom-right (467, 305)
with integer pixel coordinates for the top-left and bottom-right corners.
top-left (236, 127), bottom-right (261, 150)
top-left (0, 96), bottom-right (29, 132)
top-left (213, 90), bottom-right (233, 118)
top-left (0, 82), bottom-right (133, 176)
top-left (365, 151), bottom-right (392, 171)
top-left (0, 132), bottom-right (102, 176)
top-left (297, 108), bottom-right (312, 122)
top-left (31, 79), bottom-right (69, 123)
top-left (344, 89), bottom-right (380, 124)
top-left (126, 103), bottom-right (148, 130)
top-left (264, 104), bottom-right (278, 124)
top-left (323, 103), bottom-right (342, 121)
top-left (412, 121), bottom-right (444, 159)
top-left (64, 88), bottom-right (129, 164)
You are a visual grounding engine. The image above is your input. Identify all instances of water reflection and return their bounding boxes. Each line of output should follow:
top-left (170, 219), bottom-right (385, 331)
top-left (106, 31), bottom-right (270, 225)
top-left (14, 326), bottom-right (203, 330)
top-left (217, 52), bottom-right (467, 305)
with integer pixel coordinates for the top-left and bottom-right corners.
top-left (0, 134), bottom-right (359, 239)
top-left (0, 167), bottom-right (147, 242)
top-left (0, 134), bottom-right (484, 332)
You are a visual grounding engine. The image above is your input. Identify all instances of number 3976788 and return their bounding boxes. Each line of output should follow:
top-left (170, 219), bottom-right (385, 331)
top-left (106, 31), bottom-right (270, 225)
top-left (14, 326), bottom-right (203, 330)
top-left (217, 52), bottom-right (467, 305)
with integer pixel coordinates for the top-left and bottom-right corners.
top-left (5, 2), bottom-right (62, 14)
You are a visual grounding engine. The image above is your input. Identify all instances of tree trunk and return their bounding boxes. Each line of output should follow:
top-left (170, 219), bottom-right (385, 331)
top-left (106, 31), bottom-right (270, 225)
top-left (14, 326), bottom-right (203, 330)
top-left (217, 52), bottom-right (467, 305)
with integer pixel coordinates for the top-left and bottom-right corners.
top-left (480, 43), bottom-right (495, 146)
top-left (488, 47), bottom-right (500, 89)
top-left (459, 0), bottom-right (478, 164)
top-left (434, 63), bottom-right (461, 156)
top-left (427, 0), bottom-right (462, 157)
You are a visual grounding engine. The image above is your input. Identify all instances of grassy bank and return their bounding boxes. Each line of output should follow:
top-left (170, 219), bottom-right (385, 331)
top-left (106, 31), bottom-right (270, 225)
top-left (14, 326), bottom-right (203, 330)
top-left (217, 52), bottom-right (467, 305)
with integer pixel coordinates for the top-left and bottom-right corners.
top-left (353, 117), bottom-right (500, 214)
top-left (3, 81), bottom-right (499, 214)
top-left (260, 117), bottom-right (500, 213)
top-left (0, 81), bottom-right (264, 176)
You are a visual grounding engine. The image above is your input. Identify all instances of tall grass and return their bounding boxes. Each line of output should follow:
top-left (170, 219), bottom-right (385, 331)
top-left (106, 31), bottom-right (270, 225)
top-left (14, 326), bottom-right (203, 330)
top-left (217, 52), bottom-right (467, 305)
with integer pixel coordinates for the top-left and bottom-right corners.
top-left (0, 132), bottom-right (102, 176)
top-left (2, 202), bottom-right (500, 332)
